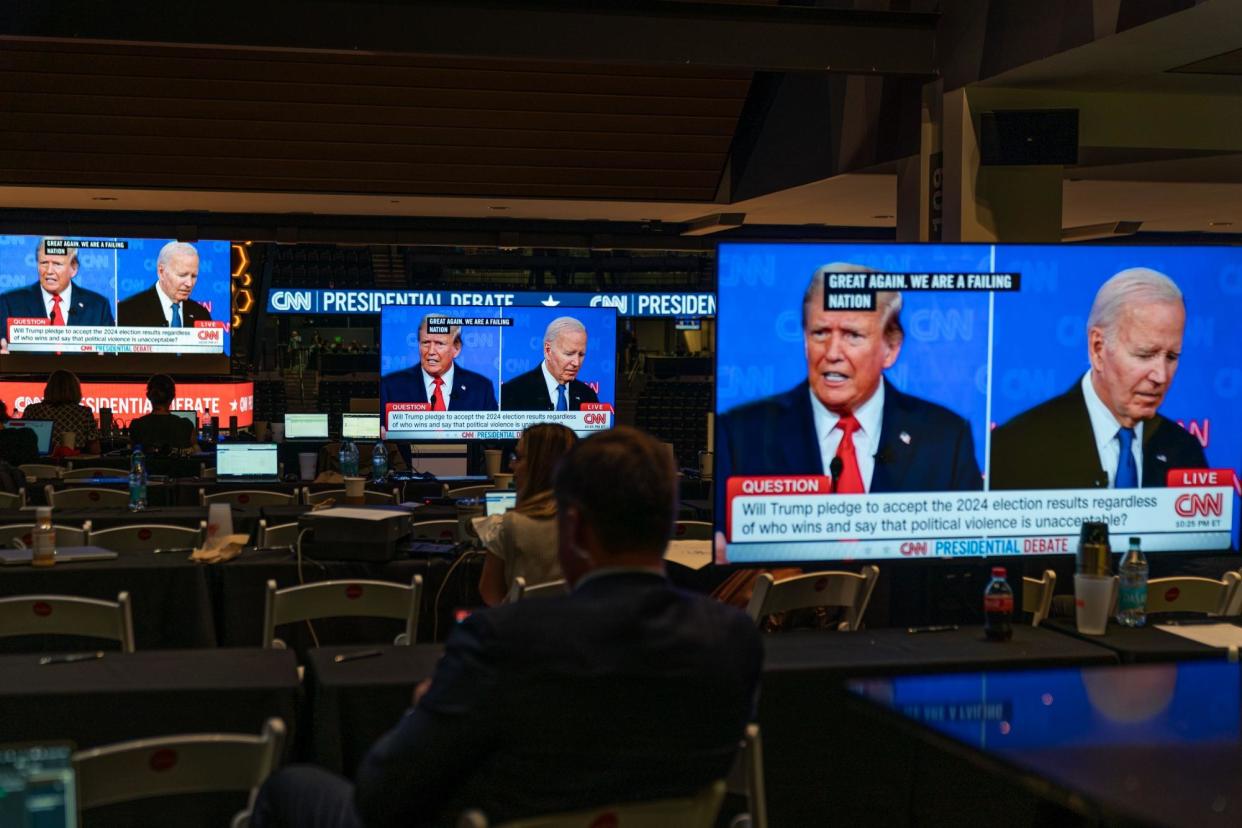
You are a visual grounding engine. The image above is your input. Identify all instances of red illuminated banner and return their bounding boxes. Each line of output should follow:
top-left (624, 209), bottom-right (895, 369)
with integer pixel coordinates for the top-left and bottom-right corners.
top-left (0, 380), bottom-right (255, 427)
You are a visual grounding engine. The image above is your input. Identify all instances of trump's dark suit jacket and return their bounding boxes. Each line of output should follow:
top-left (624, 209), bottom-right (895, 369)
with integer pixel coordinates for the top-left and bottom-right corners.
top-left (500, 365), bottom-right (599, 411)
top-left (717, 379), bottom-right (983, 497)
top-left (989, 383), bottom-right (1208, 490)
top-left (116, 286), bottom-right (212, 327)
top-left (0, 282), bottom-right (114, 335)
top-left (379, 364), bottom-right (498, 413)
top-left (354, 570), bottom-right (762, 828)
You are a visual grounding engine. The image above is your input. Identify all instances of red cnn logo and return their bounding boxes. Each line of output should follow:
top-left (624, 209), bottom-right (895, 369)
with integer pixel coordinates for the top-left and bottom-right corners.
top-left (900, 542), bottom-right (928, 556)
top-left (1175, 493), bottom-right (1223, 518)
top-left (197, 329), bottom-right (221, 341)
top-left (583, 413), bottom-right (609, 425)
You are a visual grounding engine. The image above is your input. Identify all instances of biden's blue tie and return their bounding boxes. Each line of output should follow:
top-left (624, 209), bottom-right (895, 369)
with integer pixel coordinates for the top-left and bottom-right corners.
top-left (1114, 426), bottom-right (1138, 488)
top-left (170, 302), bottom-right (182, 328)
top-left (555, 384), bottom-right (568, 411)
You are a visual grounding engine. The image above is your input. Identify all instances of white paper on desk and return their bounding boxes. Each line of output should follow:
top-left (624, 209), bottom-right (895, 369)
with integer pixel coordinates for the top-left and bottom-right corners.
top-left (1155, 623), bottom-right (1242, 648)
top-left (664, 540), bottom-right (711, 570)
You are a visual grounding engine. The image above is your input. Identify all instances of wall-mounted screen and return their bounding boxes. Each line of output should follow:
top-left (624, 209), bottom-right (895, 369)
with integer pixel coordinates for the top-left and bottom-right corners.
top-left (716, 242), bottom-right (1240, 563)
top-left (380, 304), bottom-right (617, 439)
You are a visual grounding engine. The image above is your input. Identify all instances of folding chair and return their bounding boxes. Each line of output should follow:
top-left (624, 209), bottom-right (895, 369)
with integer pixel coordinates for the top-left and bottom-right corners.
top-left (262, 574), bottom-right (423, 648)
top-left (1022, 569), bottom-right (1057, 627)
top-left (0, 487), bottom-right (26, 509)
top-left (0, 521), bottom-right (91, 548)
top-left (0, 591), bottom-right (135, 652)
top-left (445, 484), bottom-right (494, 501)
top-left (304, 487), bottom-right (399, 505)
top-left (63, 467), bottom-right (126, 481)
top-left (256, 519), bottom-right (300, 549)
top-left (201, 489), bottom-right (299, 507)
top-left (673, 520), bottom-right (714, 540)
top-left (411, 520), bottom-right (461, 543)
top-left (745, 566), bottom-right (880, 631)
top-left (73, 717), bottom-right (286, 828)
top-left (20, 463), bottom-right (61, 481)
top-left (1146, 573), bottom-right (1240, 615)
top-left (727, 724), bottom-right (767, 828)
top-left (91, 522), bottom-right (207, 553)
top-left (46, 485), bottom-right (129, 508)
top-left (458, 780), bottom-right (726, 828)
top-left (505, 577), bottom-right (570, 604)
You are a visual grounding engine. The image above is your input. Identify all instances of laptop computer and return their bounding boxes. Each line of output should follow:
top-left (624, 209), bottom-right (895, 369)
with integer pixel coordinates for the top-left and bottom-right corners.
top-left (169, 409), bottom-right (198, 429)
top-left (9, 420), bottom-right (53, 455)
top-left (216, 443), bottom-right (281, 483)
top-left (484, 490), bottom-right (517, 517)
top-left (341, 413), bottom-right (380, 441)
top-left (284, 413), bottom-right (329, 440)
top-left (0, 741), bottom-right (79, 826)
top-left (0, 546), bottom-right (119, 567)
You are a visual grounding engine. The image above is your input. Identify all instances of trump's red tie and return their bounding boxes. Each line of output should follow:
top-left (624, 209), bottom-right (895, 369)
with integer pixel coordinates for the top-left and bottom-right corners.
top-left (50, 294), bottom-right (65, 325)
top-left (834, 414), bottom-right (865, 494)
top-left (431, 377), bottom-right (446, 411)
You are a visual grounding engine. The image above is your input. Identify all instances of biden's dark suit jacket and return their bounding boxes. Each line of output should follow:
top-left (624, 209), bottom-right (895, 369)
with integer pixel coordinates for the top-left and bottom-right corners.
top-left (352, 570), bottom-right (762, 828)
top-left (717, 378), bottom-right (983, 500)
top-left (500, 365), bottom-right (599, 411)
top-left (379, 364), bottom-right (498, 413)
top-left (0, 282), bottom-right (114, 335)
top-left (116, 286), bottom-right (212, 327)
top-left (989, 382), bottom-right (1208, 490)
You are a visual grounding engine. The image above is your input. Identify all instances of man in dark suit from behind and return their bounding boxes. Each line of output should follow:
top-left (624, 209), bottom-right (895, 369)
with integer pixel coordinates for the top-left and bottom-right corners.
top-left (500, 316), bottom-right (600, 411)
top-left (116, 241), bottom-right (212, 327)
top-left (251, 426), bottom-right (763, 828)
top-left (379, 314), bottom-right (498, 416)
top-left (0, 237), bottom-right (115, 353)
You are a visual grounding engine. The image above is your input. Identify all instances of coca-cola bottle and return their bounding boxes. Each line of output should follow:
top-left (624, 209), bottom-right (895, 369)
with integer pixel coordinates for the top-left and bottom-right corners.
top-left (984, 566), bottom-right (1014, 642)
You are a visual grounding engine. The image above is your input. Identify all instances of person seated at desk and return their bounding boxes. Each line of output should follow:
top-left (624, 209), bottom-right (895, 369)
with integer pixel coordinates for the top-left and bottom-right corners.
top-left (21, 370), bottom-right (100, 455)
top-left (128, 374), bottom-right (199, 454)
top-left (0, 400), bottom-right (39, 466)
top-left (477, 422), bottom-right (577, 606)
top-left (250, 425), bottom-right (763, 828)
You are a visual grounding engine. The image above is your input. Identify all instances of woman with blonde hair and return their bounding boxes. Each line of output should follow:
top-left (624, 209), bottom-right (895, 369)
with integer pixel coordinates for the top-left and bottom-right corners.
top-left (478, 423), bottom-right (577, 606)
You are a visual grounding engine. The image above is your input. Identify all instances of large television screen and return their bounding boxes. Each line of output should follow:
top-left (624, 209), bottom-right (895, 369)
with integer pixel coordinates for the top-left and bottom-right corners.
top-left (0, 235), bottom-right (231, 365)
top-left (380, 304), bottom-right (617, 439)
top-left (716, 242), bottom-right (1240, 563)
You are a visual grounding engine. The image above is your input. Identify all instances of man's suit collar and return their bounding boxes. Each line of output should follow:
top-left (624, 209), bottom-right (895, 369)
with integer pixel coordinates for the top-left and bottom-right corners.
top-left (572, 568), bottom-right (669, 597)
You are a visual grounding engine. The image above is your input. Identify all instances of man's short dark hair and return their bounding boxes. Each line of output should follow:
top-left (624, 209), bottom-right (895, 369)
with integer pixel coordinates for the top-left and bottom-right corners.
top-left (146, 374), bottom-right (176, 408)
top-left (554, 426), bottom-right (677, 557)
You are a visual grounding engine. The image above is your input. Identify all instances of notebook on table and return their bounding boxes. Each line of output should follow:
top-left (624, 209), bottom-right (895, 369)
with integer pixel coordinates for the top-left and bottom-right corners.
top-left (0, 741), bottom-right (79, 826)
top-left (215, 443), bottom-right (281, 483)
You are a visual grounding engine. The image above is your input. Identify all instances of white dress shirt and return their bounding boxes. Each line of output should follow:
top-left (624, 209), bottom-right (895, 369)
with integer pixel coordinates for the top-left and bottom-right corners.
top-left (41, 284), bottom-right (73, 322)
top-left (155, 282), bottom-right (182, 326)
top-left (424, 364), bottom-right (456, 408)
top-left (541, 361), bottom-right (566, 408)
top-left (808, 380), bottom-right (885, 492)
top-left (1081, 371), bottom-right (1144, 487)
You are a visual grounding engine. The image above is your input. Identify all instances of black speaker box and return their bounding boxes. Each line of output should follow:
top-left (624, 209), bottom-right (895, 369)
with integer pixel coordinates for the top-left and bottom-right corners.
top-left (979, 109), bottom-right (1078, 166)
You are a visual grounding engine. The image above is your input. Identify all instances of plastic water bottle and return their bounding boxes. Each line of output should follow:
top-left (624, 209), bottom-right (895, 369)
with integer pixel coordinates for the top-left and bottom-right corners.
top-left (129, 446), bottom-right (148, 512)
top-left (983, 566), bottom-right (1014, 641)
top-left (339, 440), bottom-right (359, 476)
top-left (1117, 536), bottom-right (1148, 627)
top-left (32, 506), bottom-right (56, 567)
top-left (371, 440), bottom-right (388, 482)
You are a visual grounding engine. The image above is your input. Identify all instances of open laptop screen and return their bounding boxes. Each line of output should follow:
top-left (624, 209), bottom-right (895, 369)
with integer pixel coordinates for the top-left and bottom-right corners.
top-left (0, 742), bottom-right (78, 827)
top-left (284, 413), bottom-right (328, 440)
top-left (9, 420), bottom-right (53, 455)
top-left (484, 490), bottom-right (517, 517)
top-left (169, 410), bottom-right (198, 429)
top-left (341, 413), bottom-right (380, 441)
top-left (216, 443), bottom-right (279, 479)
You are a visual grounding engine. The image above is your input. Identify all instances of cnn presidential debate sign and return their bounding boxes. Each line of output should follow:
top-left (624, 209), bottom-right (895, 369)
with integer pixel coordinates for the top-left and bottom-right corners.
top-left (266, 289), bottom-right (715, 318)
top-left (715, 242), bottom-right (1242, 562)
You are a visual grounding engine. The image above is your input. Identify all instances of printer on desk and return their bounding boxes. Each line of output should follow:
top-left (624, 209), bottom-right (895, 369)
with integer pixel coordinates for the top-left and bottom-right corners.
top-left (297, 506), bottom-right (415, 562)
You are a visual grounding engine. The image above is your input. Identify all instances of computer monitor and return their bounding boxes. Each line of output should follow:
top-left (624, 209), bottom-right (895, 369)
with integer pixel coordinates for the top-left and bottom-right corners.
top-left (484, 490), bottom-right (517, 516)
top-left (341, 413), bottom-right (380, 441)
top-left (9, 420), bottom-right (53, 455)
top-left (216, 443), bottom-right (280, 481)
top-left (0, 742), bottom-right (79, 827)
top-left (169, 410), bottom-right (198, 429)
top-left (284, 413), bottom-right (329, 440)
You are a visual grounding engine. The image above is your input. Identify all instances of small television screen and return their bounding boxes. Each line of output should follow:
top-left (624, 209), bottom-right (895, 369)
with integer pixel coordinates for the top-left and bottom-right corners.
top-left (0, 236), bottom-right (231, 363)
top-left (284, 413), bottom-right (329, 440)
top-left (341, 413), bottom-right (381, 440)
top-left (716, 242), bottom-right (1240, 564)
top-left (379, 304), bottom-right (617, 439)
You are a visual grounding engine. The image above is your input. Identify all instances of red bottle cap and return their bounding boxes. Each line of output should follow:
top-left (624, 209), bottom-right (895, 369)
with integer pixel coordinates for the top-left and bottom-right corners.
top-left (991, 567), bottom-right (1007, 578)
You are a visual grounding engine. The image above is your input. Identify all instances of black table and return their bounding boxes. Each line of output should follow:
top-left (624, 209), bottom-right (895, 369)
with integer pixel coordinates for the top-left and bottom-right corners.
top-left (0, 648), bottom-right (299, 828)
top-left (845, 659), bottom-right (1242, 827)
top-left (1042, 617), bottom-right (1229, 663)
top-left (759, 626), bottom-right (1119, 828)
top-left (303, 644), bottom-right (444, 775)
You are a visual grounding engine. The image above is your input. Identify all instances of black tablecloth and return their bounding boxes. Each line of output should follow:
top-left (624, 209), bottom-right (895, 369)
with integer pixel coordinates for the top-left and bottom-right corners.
top-left (304, 644), bottom-right (443, 776)
top-left (1042, 617), bottom-right (1228, 663)
top-left (0, 648), bottom-right (299, 828)
top-left (759, 626), bottom-right (1119, 828)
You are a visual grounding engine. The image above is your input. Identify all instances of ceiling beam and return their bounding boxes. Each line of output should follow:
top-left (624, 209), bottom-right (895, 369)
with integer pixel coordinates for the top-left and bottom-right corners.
top-left (3, 0), bottom-right (938, 76)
